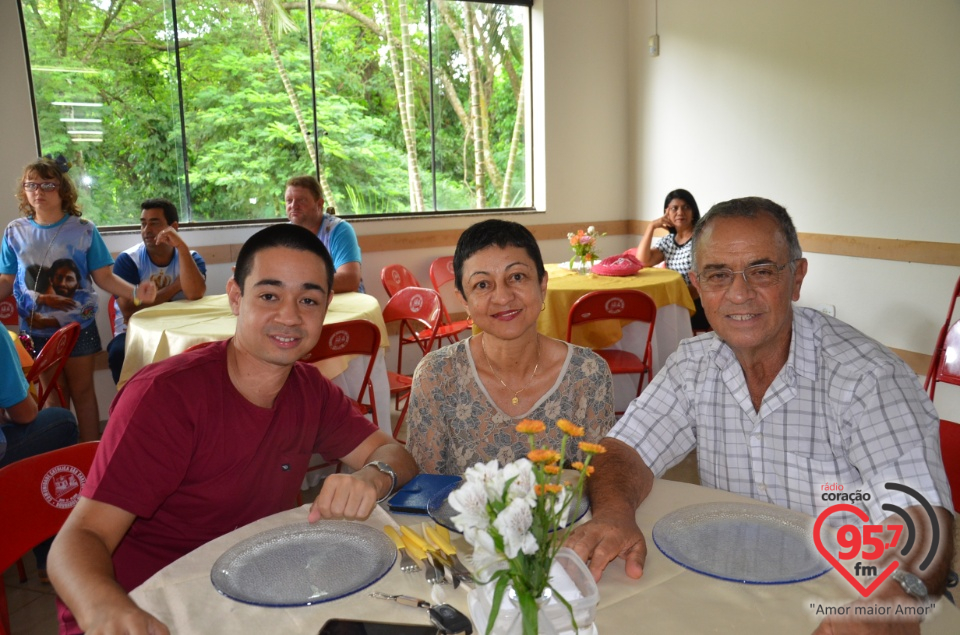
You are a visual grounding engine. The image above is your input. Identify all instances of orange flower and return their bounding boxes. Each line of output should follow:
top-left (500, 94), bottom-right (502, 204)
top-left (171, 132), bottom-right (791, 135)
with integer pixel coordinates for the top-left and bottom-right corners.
top-left (544, 464), bottom-right (560, 475)
top-left (536, 483), bottom-right (564, 496)
top-left (528, 449), bottom-right (561, 464)
top-left (578, 442), bottom-right (607, 455)
top-left (572, 461), bottom-right (595, 476)
top-left (556, 419), bottom-right (585, 437)
top-left (516, 419), bottom-right (546, 434)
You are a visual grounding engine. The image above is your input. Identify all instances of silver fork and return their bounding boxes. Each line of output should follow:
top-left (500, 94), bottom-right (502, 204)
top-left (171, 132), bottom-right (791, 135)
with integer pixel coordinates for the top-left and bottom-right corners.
top-left (384, 526), bottom-right (420, 573)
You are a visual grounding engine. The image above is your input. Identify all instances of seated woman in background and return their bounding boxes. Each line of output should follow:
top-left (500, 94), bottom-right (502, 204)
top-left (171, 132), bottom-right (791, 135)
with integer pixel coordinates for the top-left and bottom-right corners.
top-left (636, 188), bottom-right (709, 331)
top-left (406, 219), bottom-right (616, 476)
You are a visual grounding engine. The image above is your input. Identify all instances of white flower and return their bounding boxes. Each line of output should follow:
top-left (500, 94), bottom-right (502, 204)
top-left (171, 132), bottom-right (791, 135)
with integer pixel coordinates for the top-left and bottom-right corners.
top-left (465, 526), bottom-right (506, 577)
top-left (493, 498), bottom-right (539, 558)
top-left (503, 459), bottom-right (537, 507)
top-left (567, 232), bottom-right (574, 239)
top-left (587, 226), bottom-right (595, 234)
top-left (466, 460), bottom-right (509, 502)
top-left (449, 479), bottom-right (489, 533)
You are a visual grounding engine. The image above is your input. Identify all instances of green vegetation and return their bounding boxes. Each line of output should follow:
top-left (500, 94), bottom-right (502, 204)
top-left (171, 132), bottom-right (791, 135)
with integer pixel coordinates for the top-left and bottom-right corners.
top-left (21, 0), bottom-right (529, 225)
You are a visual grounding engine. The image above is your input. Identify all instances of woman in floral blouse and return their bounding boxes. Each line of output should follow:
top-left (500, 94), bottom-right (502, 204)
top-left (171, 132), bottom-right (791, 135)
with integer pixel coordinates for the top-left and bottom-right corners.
top-left (406, 219), bottom-right (616, 475)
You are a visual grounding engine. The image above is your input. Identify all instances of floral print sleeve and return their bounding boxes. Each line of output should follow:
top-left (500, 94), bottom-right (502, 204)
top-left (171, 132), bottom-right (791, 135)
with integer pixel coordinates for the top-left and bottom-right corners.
top-left (406, 339), bottom-right (616, 476)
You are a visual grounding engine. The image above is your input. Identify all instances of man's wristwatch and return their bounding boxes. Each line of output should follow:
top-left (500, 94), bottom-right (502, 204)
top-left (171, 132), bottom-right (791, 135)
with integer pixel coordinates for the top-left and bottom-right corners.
top-left (363, 461), bottom-right (397, 504)
top-left (891, 569), bottom-right (929, 603)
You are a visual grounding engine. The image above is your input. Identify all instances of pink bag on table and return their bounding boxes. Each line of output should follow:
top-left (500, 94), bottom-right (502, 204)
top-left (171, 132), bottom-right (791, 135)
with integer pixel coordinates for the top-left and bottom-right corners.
top-left (591, 252), bottom-right (644, 277)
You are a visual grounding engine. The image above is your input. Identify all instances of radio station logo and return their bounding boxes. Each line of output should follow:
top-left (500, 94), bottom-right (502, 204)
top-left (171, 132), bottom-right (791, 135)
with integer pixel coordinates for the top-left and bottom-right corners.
top-left (813, 483), bottom-right (940, 597)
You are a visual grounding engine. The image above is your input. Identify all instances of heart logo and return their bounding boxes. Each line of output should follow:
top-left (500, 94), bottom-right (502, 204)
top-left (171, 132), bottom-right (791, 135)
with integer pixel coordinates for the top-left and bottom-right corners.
top-left (812, 503), bottom-right (899, 597)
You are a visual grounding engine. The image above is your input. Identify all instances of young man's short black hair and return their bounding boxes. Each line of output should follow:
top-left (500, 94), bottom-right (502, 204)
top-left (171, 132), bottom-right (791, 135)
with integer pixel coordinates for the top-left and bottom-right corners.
top-left (234, 224), bottom-right (334, 293)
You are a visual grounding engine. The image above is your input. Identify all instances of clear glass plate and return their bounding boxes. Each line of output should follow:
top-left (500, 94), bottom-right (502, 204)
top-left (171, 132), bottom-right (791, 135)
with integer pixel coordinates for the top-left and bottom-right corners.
top-left (652, 502), bottom-right (830, 584)
top-left (427, 479), bottom-right (590, 533)
top-left (210, 521), bottom-right (396, 606)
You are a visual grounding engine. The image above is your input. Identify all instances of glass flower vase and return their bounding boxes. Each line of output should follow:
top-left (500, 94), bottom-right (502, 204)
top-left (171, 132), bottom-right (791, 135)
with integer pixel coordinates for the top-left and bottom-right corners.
top-left (571, 254), bottom-right (592, 275)
top-left (467, 548), bottom-right (599, 634)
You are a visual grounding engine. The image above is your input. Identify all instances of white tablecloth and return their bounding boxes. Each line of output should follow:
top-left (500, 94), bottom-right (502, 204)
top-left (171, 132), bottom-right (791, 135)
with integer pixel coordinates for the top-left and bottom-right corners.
top-left (129, 480), bottom-right (960, 633)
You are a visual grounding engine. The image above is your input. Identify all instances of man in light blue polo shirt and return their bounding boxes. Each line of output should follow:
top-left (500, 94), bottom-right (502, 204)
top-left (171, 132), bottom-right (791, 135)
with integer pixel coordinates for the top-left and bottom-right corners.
top-left (284, 175), bottom-right (364, 293)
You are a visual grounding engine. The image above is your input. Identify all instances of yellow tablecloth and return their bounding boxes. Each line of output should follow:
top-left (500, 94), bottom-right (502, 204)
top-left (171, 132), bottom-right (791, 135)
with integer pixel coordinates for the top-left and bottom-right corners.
top-left (119, 293), bottom-right (388, 388)
top-left (129, 479), bottom-right (960, 633)
top-left (538, 265), bottom-right (695, 350)
top-left (7, 328), bottom-right (33, 373)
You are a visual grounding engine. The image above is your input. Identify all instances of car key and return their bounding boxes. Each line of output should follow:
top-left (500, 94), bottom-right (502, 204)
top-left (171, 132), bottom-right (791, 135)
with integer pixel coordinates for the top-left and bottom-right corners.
top-left (428, 603), bottom-right (473, 635)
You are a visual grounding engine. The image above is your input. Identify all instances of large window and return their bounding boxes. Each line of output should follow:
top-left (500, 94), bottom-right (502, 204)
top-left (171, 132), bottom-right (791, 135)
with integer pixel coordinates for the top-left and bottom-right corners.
top-left (20, 0), bottom-right (532, 226)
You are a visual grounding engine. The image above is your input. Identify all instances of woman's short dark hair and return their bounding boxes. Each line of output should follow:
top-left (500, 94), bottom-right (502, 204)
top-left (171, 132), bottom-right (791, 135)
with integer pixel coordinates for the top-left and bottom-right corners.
top-left (662, 189), bottom-right (701, 235)
top-left (453, 219), bottom-right (546, 296)
top-left (234, 224), bottom-right (334, 293)
top-left (16, 158), bottom-right (82, 218)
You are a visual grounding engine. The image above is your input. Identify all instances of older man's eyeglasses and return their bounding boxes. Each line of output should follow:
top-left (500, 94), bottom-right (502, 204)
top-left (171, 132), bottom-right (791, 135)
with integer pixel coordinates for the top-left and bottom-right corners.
top-left (696, 259), bottom-right (798, 291)
top-left (23, 182), bottom-right (59, 192)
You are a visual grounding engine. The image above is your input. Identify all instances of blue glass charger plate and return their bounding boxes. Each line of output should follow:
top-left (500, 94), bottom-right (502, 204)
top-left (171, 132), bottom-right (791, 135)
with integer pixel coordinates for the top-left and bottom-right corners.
top-left (652, 501), bottom-right (829, 584)
top-left (427, 477), bottom-right (590, 533)
top-left (210, 521), bottom-right (395, 606)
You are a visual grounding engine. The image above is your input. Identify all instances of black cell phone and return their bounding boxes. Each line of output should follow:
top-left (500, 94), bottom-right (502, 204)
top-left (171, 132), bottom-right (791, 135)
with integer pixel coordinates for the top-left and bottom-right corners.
top-left (317, 619), bottom-right (440, 635)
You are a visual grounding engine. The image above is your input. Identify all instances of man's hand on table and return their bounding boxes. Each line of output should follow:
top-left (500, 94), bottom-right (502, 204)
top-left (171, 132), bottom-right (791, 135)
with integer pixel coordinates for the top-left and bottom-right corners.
top-left (308, 472), bottom-right (382, 522)
top-left (564, 512), bottom-right (648, 582)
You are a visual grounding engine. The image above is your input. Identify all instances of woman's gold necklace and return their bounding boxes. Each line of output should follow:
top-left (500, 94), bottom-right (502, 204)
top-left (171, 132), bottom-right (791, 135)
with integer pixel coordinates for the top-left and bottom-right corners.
top-left (481, 333), bottom-right (541, 405)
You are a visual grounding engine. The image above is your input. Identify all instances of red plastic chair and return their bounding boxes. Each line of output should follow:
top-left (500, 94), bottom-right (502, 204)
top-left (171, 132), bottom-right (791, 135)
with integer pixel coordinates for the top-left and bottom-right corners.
top-left (0, 297), bottom-right (17, 328)
top-left (108, 295), bottom-right (118, 337)
top-left (25, 322), bottom-right (81, 409)
top-left (924, 274), bottom-right (960, 397)
top-left (381, 263), bottom-right (459, 363)
top-left (299, 319), bottom-right (383, 475)
top-left (0, 441), bottom-right (99, 635)
top-left (566, 289), bottom-right (657, 414)
top-left (924, 275), bottom-right (960, 509)
top-left (382, 287), bottom-right (442, 442)
top-left (302, 319), bottom-right (382, 430)
top-left (428, 256), bottom-right (473, 339)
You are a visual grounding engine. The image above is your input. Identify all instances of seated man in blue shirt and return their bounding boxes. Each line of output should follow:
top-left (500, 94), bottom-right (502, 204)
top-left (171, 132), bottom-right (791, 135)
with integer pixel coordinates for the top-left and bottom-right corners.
top-left (106, 198), bottom-right (207, 383)
top-left (1, 330), bottom-right (78, 580)
top-left (285, 175), bottom-right (364, 293)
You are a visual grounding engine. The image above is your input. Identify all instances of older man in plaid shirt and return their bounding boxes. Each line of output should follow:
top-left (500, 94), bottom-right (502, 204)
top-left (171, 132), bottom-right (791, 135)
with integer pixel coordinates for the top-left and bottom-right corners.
top-left (567, 197), bottom-right (953, 634)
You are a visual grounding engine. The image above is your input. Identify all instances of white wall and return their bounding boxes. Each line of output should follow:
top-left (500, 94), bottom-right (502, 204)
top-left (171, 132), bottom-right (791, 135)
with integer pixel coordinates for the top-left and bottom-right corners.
top-left (626, 0), bottom-right (960, 356)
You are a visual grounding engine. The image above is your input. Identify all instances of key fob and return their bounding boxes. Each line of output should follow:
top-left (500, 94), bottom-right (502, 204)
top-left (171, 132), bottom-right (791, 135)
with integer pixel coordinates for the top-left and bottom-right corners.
top-left (428, 603), bottom-right (473, 634)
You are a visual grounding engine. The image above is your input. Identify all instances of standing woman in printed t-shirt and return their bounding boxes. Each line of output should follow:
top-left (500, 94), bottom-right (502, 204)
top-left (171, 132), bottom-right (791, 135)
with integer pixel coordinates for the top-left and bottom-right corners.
top-left (0, 157), bottom-right (156, 442)
top-left (636, 188), bottom-right (709, 331)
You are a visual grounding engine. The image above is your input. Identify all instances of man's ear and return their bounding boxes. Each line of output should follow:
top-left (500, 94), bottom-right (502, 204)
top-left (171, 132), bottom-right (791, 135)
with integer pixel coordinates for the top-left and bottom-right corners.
top-left (791, 258), bottom-right (808, 301)
top-left (226, 277), bottom-right (241, 316)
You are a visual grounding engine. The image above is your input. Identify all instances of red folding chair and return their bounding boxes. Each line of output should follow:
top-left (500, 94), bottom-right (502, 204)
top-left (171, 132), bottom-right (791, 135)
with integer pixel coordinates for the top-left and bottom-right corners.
top-left (382, 287), bottom-right (442, 442)
top-left (299, 319), bottom-right (383, 475)
top-left (924, 275), bottom-right (960, 510)
top-left (302, 319), bottom-right (382, 430)
top-left (25, 322), bottom-right (81, 409)
top-left (0, 297), bottom-right (17, 328)
top-left (924, 274), bottom-right (960, 397)
top-left (428, 255), bottom-right (472, 339)
top-left (566, 289), bottom-right (657, 415)
top-left (381, 263), bottom-right (464, 349)
top-left (0, 441), bottom-right (99, 635)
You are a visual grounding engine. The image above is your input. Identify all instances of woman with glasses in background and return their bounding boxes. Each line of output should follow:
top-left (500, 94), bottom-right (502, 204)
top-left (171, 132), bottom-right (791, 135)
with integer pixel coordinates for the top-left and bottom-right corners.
top-left (0, 157), bottom-right (156, 442)
top-left (636, 188), bottom-right (709, 331)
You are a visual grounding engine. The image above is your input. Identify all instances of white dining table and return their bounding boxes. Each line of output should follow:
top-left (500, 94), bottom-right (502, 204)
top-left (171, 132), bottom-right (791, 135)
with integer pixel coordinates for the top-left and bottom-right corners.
top-left (129, 479), bottom-right (960, 634)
